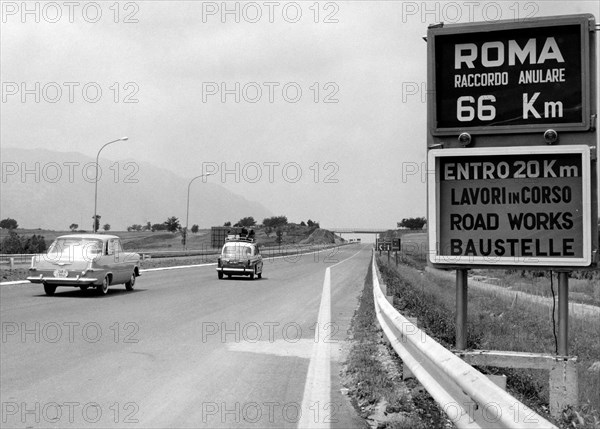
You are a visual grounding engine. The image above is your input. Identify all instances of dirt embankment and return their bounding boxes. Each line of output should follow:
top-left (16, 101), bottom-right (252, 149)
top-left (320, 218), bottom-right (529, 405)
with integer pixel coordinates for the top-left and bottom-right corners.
top-left (300, 228), bottom-right (344, 245)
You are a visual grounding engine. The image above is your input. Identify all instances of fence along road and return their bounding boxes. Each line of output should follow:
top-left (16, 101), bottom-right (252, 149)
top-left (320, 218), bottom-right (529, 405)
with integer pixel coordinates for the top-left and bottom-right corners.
top-left (371, 253), bottom-right (557, 429)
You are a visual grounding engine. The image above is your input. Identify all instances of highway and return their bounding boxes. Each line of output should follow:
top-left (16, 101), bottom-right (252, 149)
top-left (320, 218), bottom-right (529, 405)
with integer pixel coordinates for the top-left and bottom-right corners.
top-left (1, 245), bottom-right (370, 428)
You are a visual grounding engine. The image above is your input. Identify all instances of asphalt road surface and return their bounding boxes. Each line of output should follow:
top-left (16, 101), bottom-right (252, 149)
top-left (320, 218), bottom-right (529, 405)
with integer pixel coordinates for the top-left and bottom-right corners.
top-left (1, 244), bottom-right (370, 428)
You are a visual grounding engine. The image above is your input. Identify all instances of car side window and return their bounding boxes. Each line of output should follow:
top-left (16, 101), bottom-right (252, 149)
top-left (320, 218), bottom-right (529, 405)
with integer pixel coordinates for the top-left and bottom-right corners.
top-left (107, 239), bottom-right (116, 256)
top-left (115, 240), bottom-right (124, 254)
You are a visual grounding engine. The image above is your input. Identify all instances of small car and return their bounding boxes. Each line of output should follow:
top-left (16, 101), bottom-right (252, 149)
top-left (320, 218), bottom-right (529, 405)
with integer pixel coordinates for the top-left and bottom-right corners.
top-left (216, 235), bottom-right (263, 280)
top-left (27, 234), bottom-right (141, 296)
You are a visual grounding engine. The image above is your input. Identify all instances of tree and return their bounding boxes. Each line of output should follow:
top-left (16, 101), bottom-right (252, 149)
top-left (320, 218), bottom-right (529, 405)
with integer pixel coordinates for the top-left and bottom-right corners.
top-left (0, 232), bottom-right (46, 254)
top-left (92, 215), bottom-right (101, 232)
top-left (127, 224), bottom-right (143, 232)
top-left (276, 228), bottom-right (284, 244)
top-left (236, 216), bottom-right (256, 227)
top-left (103, 223), bottom-right (111, 231)
top-left (164, 216), bottom-right (181, 233)
top-left (263, 216), bottom-right (288, 228)
top-left (398, 217), bottom-right (427, 230)
top-left (307, 219), bottom-right (320, 228)
top-left (223, 221), bottom-right (231, 227)
top-left (0, 218), bottom-right (18, 229)
top-left (69, 223), bottom-right (79, 231)
top-left (191, 225), bottom-right (199, 234)
top-left (0, 231), bottom-right (23, 253)
top-left (152, 223), bottom-right (167, 232)
top-left (300, 221), bottom-right (306, 227)
top-left (23, 234), bottom-right (46, 253)
top-left (143, 222), bottom-right (152, 231)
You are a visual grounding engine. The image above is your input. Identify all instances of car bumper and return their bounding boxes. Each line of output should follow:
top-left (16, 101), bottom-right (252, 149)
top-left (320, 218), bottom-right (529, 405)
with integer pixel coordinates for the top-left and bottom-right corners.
top-left (27, 275), bottom-right (98, 286)
top-left (216, 267), bottom-right (254, 274)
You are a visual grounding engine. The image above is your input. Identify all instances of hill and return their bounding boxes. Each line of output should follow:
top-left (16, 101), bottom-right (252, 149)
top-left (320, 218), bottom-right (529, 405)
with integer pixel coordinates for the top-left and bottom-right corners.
top-left (0, 147), bottom-right (273, 230)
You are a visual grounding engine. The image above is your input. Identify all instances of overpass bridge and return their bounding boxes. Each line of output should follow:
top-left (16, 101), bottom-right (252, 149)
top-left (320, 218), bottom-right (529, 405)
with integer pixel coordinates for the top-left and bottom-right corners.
top-left (327, 228), bottom-right (389, 234)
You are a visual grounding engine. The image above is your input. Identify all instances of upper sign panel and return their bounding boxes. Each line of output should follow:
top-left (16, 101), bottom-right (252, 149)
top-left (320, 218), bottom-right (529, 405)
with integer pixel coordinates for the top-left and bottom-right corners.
top-left (428, 14), bottom-right (593, 135)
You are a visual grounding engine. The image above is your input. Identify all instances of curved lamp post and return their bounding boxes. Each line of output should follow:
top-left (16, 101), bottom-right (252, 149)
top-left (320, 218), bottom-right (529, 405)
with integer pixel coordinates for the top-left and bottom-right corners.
top-left (93, 137), bottom-right (128, 232)
top-left (184, 172), bottom-right (214, 249)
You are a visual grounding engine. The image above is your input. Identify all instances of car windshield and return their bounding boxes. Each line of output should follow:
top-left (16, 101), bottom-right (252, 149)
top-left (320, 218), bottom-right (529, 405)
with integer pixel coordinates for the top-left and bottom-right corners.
top-left (222, 243), bottom-right (252, 258)
top-left (47, 238), bottom-right (103, 261)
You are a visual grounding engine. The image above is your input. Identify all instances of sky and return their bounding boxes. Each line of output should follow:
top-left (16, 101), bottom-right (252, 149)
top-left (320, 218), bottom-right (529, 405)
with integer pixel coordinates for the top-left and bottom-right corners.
top-left (1, 0), bottom-right (599, 229)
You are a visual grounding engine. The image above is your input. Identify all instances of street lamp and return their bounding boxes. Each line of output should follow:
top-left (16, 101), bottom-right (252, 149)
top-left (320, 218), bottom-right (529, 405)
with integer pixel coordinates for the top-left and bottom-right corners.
top-left (93, 137), bottom-right (128, 232)
top-left (184, 172), bottom-right (215, 249)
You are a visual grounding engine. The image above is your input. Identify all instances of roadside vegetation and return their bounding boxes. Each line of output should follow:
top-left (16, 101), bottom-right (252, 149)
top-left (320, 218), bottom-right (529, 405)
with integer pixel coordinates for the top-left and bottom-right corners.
top-left (0, 231), bottom-right (47, 254)
top-left (343, 264), bottom-right (450, 428)
top-left (377, 257), bottom-right (600, 429)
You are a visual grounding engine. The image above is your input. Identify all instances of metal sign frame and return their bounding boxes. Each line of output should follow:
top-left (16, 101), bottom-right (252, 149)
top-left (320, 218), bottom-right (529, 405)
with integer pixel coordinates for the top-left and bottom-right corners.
top-left (427, 14), bottom-right (593, 136)
top-left (428, 145), bottom-right (593, 268)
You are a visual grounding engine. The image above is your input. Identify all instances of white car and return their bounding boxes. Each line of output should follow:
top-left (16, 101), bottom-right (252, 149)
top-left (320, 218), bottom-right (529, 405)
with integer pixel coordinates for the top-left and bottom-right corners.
top-left (27, 234), bottom-right (140, 296)
top-left (216, 236), bottom-right (263, 280)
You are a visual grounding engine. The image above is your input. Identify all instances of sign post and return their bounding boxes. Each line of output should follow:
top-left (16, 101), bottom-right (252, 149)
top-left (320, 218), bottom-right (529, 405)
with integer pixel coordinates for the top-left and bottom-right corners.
top-left (426, 13), bottom-right (597, 386)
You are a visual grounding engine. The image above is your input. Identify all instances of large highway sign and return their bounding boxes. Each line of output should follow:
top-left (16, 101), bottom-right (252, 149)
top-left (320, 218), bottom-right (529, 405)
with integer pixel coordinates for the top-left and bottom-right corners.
top-left (428, 14), bottom-right (594, 135)
top-left (428, 146), bottom-right (593, 267)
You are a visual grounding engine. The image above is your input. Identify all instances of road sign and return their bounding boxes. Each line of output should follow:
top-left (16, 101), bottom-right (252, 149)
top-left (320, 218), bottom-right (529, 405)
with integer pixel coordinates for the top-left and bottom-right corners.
top-left (428, 14), bottom-right (594, 136)
top-left (377, 242), bottom-right (392, 251)
top-left (428, 146), bottom-right (593, 267)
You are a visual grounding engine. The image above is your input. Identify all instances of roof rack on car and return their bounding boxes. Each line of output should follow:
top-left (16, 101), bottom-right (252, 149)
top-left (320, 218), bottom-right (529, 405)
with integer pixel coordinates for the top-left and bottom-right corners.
top-left (225, 228), bottom-right (256, 243)
top-left (225, 235), bottom-right (255, 242)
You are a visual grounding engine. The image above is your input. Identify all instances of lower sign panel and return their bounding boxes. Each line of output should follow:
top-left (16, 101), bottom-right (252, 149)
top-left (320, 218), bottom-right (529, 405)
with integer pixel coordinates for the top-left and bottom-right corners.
top-left (428, 145), bottom-right (592, 267)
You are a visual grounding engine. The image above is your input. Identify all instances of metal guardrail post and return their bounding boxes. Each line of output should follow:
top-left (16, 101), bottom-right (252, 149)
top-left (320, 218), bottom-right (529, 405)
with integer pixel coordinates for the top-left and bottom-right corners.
top-left (456, 269), bottom-right (468, 350)
top-left (557, 272), bottom-right (569, 356)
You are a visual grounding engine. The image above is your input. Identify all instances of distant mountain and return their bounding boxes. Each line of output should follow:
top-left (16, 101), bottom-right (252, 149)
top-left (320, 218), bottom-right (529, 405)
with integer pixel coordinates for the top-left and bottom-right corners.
top-left (0, 148), bottom-right (273, 230)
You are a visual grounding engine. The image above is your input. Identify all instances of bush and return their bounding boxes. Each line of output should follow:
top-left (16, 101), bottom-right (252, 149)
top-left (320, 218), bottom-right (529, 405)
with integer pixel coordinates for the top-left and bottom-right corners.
top-left (0, 231), bottom-right (46, 254)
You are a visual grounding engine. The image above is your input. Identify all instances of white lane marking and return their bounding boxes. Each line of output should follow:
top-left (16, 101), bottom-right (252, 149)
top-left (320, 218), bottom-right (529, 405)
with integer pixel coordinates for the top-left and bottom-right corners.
top-left (329, 248), bottom-right (363, 269)
top-left (140, 263), bottom-right (215, 273)
top-left (226, 340), bottom-right (343, 361)
top-left (0, 280), bottom-right (31, 286)
top-left (298, 267), bottom-right (332, 429)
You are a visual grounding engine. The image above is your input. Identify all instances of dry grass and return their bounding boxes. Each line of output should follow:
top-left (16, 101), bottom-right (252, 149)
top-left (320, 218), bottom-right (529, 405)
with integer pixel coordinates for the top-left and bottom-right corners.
top-left (378, 257), bottom-right (600, 429)
top-left (343, 264), bottom-right (450, 428)
top-left (479, 269), bottom-right (600, 307)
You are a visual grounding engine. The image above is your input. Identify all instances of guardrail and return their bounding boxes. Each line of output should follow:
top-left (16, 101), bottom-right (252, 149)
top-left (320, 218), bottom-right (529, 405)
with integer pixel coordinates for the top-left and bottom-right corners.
top-left (0, 253), bottom-right (37, 266)
top-left (0, 243), bottom-right (350, 267)
top-left (371, 252), bottom-right (557, 429)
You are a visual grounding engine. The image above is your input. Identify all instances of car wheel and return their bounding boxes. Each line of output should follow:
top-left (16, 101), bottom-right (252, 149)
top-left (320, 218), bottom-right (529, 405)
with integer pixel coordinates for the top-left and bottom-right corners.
top-left (227, 274), bottom-right (232, 279)
top-left (249, 269), bottom-right (255, 280)
top-left (79, 286), bottom-right (89, 291)
top-left (257, 272), bottom-right (262, 279)
top-left (125, 272), bottom-right (135, 291)
top-left (43, 284), bottom-right (56, 296)
top-left (97, 276), bottom-right (109, 295)
top-left (218, 271), bottom-right (223, 279)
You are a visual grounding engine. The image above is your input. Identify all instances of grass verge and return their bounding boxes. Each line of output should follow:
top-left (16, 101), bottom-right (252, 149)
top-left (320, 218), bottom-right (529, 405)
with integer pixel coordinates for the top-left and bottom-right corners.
top-left (342, 262), bottom-right (451, 428)
top-left (378, 257), bottom-right (600, 429)
top-left (475, 269), bottom-right (600, 307)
